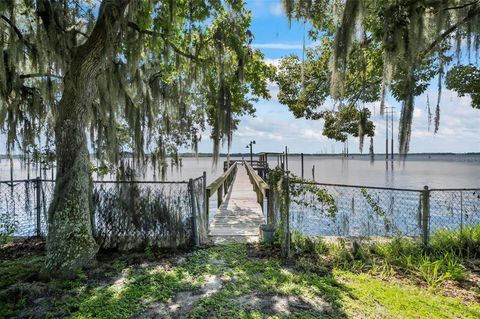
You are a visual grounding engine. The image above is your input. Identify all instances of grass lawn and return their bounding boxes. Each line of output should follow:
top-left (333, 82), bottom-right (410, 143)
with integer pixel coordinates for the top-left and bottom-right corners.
top-left (1, 238), bottom-right (479, 318)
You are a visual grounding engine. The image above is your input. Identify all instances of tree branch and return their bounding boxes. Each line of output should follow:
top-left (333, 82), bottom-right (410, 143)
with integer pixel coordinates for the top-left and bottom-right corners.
top-left (20, 73), bottom-right (62, 79)
top-left (127, 21), bottom-right (205, 62)
top-left (444, 1), bottom-right (479, 11)
top-left (72, 0), bottom-right (131, 74)
top-left (71, 28), bottom-right (89, 38)
top-left (423, 6), bottom-right (480, 55)
top-left (0, 14), bottom-right (35, 52)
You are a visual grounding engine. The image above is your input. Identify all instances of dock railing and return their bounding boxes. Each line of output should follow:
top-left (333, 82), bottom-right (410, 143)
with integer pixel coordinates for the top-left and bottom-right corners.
top-left (206, 161), bottom-right (238, 219)
top-left (244, 161), bottom-right (270, 218)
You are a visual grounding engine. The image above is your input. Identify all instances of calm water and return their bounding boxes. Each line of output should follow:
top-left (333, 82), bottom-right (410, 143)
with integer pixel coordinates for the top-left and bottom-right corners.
top-left (1, 154), bottom-right (480, 189)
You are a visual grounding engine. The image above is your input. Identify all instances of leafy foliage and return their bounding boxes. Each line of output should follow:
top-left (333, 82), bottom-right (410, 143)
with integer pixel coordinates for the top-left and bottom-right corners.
top-left (0, 0), bottom-right (272, 167)
top-left (446, 64), bottom-right (480, 108)
top-left (0, 211), bottom-right (16, 245)
top-left (278, 0), bottom-right (480, 154)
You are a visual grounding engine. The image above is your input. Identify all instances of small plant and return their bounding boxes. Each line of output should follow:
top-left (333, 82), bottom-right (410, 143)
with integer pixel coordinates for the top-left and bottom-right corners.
top-left (0, 212), bottom-right (16, 245)
top-left (144, 245), bottom-right (154, 258)
top-left (418, 257), bottom-right (451, 289)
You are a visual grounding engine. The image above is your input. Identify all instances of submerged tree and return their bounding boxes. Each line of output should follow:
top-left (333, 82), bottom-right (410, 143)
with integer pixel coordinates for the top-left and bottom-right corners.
top-left (0, 0), bottom-right (271, 277)
top-left (278, 0), bottom-right (480, 154)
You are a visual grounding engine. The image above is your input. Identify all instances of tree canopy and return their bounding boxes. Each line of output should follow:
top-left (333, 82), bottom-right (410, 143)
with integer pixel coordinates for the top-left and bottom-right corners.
top-left (0, 0), bottom-right (272, 168)
top-left (0, 0), bottom-right (272, 276)
top-left (277, 0), bottom-right (480, 154)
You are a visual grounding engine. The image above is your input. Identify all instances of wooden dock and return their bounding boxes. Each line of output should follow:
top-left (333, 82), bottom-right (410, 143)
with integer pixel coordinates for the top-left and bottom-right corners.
top-left (209, 163), bottom-right (266, 242)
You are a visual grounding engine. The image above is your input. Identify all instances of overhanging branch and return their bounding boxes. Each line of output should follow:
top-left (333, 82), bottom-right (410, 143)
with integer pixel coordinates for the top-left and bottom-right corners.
top-left (423, 6), bottom-right (480, 55)
top-left (0, 14), bottom-right (35, 53)
top-left (444, 1), bottom-right (479, 11)
top-left (20, 73), bottom-right (63, 79)
top-left (127, 21), bottom-right (205, 62)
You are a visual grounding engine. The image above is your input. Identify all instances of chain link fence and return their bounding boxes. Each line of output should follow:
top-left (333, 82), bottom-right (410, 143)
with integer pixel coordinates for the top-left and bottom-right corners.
top-left (266, 174), bottom-right (480, 256)
top-left (429, 189), bottom-right (480, 233)
top-left (285, 180), bottom-right (480, 247)
top-left (0, 175), bottom-right (208, 249)
top-left (0, 179), bottom-right (54, 237)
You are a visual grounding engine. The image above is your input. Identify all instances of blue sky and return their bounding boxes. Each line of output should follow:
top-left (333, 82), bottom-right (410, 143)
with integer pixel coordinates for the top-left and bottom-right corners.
top-left (1, 1), bottom-right (478, 155)
top-left (195, 0), bottom-right (480, 155)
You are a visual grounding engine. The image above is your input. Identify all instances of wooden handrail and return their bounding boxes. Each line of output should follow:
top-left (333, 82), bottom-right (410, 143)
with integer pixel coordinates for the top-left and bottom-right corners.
top-left (244, 161), bottom-right (269, 195)
top-left (206, 162), bottom-right (238, 215)
top-left (207, 162), bottom-right (237, 195)
top-left (244, 161), bottom-right (269, 212)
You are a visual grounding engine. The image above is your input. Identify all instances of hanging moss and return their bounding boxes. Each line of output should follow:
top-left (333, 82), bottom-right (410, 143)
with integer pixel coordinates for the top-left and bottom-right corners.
top-left (330, 0), bottom-right (363, 99)
top-left (281, 0), bottom-right (480, 155)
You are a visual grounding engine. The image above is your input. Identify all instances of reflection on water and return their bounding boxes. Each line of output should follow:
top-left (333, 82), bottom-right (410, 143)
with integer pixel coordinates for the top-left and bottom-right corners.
top-left (1, 154), bottom-right (480, 188)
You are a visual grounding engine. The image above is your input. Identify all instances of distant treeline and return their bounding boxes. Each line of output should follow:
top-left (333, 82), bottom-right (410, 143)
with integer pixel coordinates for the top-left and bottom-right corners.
top-left (1, 152), bottom-right (479, 159)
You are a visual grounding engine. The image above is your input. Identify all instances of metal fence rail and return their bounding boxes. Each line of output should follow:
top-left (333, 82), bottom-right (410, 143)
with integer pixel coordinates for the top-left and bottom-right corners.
top-left (0, 175), bottom-right (208, 249)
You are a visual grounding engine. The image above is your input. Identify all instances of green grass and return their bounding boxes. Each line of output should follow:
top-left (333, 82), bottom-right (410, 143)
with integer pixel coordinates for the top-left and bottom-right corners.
top-left (291, 225), bottom-right (480, 289)
top-left (339, 271), bottom-right (480, 319)
top-left (1, 238), bottom-right (480, 318)
top-left (0, 255), bottom-right (44, 290)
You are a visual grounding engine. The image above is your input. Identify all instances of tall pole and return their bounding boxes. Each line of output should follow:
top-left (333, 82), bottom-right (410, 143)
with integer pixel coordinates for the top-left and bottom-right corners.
top-left (250, 142), bottom-right (253, 165)
top-left (246, 140), bottom-right (255, 166)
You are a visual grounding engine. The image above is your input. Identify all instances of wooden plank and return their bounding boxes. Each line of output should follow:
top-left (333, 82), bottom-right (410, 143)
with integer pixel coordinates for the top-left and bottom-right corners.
top-left (209, 164), bottom-right (265, 240)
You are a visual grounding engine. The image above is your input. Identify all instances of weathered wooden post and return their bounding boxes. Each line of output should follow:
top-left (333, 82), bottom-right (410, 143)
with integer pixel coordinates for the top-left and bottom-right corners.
top-left (267, 188), bottom-right (274, 225)
top-left (203, 171), bottom-right (208, 228)
top-left (35, 177), bottom-right (41, 237)
top-left (217, 184), bottom-right (223, 207)
top-left (421, 185), bottom-right (430, 250)
top-left (312, 165), bottom-right (315, 181)
top-left (188, 178), bottom-right (199, 246)
top-left (285, 146), bottom-right (288, 171)
top-left (301, 153), bottom-right (304, 179)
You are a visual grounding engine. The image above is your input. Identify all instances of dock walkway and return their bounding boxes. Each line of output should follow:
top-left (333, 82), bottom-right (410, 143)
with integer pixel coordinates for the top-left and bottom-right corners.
top-left (209, 163), bottom-right (265, 242)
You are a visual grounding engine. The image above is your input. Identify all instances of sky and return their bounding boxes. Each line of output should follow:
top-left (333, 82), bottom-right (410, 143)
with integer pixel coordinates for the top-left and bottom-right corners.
top-left (1, 1), bottom-right (479, 156)
top-left (194, 0), bottom-right (480, 155)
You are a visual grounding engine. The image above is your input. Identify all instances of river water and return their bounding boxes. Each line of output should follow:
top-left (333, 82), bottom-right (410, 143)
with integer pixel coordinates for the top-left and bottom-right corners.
top-left (2, 154), bottom-right (479, 189)
top-left (1, 154), bottom-right (480, 237)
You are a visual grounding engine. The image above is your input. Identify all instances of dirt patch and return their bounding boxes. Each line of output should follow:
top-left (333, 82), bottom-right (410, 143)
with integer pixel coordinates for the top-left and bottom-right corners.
top-left (442, 269), bottom-right (480, 303)
top-left (136, 274), bottom-right (225, 319)
top-left (246, 243), bottom-right (281, 259)
top-left (0, 237), bottom-right (45, 260)
top-left (236, 291), bottom-right (330, 316)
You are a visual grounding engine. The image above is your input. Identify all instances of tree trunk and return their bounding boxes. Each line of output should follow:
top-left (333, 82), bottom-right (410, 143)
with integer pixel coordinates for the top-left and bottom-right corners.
top-left (44, 0), bottom-right (131, 277)
top-left (45, 75), bottom-right (98, 276)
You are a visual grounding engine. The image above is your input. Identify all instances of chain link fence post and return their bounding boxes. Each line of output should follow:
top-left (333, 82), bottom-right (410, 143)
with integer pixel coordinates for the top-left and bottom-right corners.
top-left (35, 177), bottom-right (42, 237)
top-left (460, 191), bottom-right (463, 237)
top-left (284, 173), bottom-right (291, 259)
top-left (422, 185), bottom-right (430, 250)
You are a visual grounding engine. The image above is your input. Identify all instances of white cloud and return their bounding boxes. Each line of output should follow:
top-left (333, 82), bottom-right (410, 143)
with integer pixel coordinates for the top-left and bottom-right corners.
top-left (269, 3), bottom-right (284, 16)
top-left (263, 58), bottom-right (282, 67)
top-left (302, 129), bottom-right (328, 141)
top-left (252, 43), bottom-right (305, 50)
